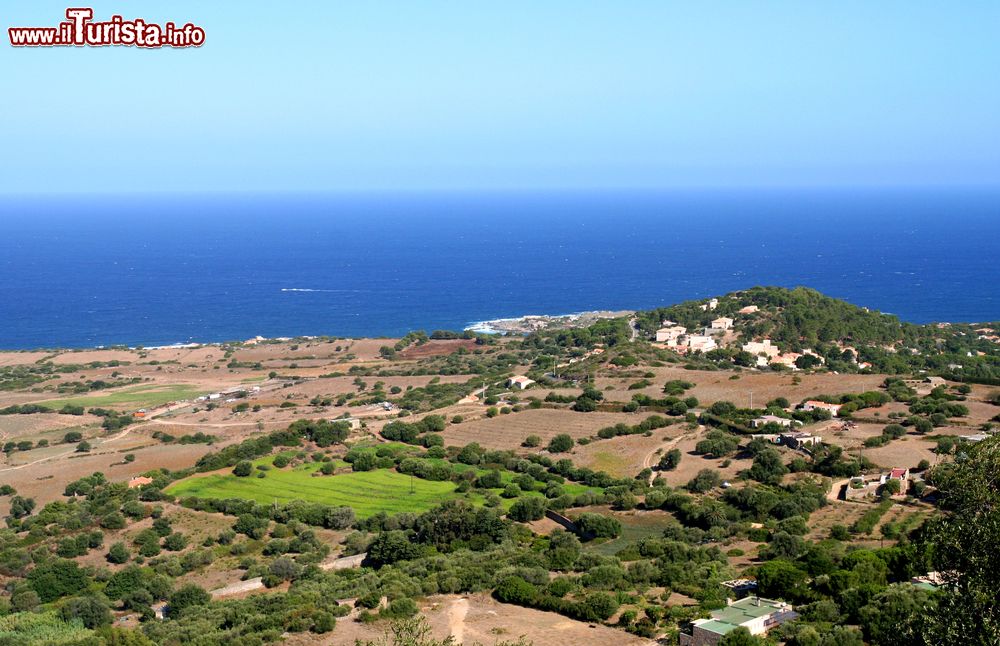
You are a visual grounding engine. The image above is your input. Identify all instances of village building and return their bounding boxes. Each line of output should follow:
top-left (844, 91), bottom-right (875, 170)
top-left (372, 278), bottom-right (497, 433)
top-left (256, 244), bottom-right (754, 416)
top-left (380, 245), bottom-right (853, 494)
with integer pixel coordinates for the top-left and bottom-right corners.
top-left (699, 298), bottom-right (719, 311)
top-left (507, 375), bottom-right (535, 390)
top-left (686, 335), bottom-right (718, 353)
top-left (742, 340), bottom-right (781, 360)
top-left (656, 325), bottom-right (688, 344)
top-left (709, 316), bottom-right (734, 331)
top-left (738, 305), bottom-right (759, 314)
top-left (801, 400), bottom-right (842, 416)
top-left (334, 417), bottom-right (362, 430)
top-left (679, 597), bottom-right (797, 646)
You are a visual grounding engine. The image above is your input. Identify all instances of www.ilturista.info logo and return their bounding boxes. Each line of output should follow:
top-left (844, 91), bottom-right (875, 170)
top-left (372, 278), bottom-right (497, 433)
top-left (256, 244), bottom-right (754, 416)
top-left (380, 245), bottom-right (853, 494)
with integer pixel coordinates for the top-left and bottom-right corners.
top-left (8, 8), bottom-right (205, 48)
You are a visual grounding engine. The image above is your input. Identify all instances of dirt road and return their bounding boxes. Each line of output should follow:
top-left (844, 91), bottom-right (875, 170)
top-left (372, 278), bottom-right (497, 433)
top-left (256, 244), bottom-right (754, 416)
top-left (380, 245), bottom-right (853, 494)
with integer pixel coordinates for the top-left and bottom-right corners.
top-left (448, 597), bottom-right (469, 644)
top-left (827, 477), bottom-right (851, 502)
top-left (642, 426), bottom-right (700, 484)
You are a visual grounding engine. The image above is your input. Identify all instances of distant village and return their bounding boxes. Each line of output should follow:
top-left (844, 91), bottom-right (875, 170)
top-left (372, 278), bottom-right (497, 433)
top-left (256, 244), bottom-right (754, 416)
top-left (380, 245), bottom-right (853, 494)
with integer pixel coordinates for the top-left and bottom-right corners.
top-left (652, 298), bottom-right (872, 370)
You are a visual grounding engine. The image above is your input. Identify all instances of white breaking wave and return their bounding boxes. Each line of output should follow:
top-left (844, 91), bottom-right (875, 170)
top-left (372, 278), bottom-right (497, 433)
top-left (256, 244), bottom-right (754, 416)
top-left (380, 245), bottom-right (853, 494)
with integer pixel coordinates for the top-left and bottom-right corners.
top-left (281, 288), bottom-right (364, 293)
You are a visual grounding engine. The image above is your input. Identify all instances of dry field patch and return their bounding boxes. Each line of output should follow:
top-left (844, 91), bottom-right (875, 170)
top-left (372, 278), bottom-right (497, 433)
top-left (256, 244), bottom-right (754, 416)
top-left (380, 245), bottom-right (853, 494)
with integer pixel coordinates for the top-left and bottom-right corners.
top-left (315, 592), bottom-right (655, 646)
top-left (438, 408), bottom-right (646, 452)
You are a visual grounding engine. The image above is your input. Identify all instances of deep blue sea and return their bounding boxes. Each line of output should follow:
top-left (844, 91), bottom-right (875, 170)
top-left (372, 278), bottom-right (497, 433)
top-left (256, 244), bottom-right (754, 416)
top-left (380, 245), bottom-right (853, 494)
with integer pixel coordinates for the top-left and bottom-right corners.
top-left (1, 188), bottom-right (998, 350)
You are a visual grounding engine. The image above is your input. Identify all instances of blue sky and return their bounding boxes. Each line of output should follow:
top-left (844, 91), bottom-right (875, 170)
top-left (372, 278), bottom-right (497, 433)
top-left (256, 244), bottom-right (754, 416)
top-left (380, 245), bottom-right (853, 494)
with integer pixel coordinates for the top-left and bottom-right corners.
top-left (3, 1), bottom-right (999, 193)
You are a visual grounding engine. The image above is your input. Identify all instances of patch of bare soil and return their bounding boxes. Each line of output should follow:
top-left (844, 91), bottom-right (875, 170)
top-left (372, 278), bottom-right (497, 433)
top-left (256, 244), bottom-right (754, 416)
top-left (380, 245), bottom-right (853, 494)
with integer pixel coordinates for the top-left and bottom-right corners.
top-left (314, 592), bottom-right (655, 646)
top-left (598, 367), bottom-right (886, 407)
top-left (398, 339), bottom-right (480, 359)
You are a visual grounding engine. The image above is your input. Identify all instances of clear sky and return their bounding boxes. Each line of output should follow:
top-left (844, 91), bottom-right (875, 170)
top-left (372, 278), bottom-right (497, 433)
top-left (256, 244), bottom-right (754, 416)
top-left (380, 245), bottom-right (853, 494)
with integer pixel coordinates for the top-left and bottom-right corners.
top-left (3, 1), bottom-right (999, 193)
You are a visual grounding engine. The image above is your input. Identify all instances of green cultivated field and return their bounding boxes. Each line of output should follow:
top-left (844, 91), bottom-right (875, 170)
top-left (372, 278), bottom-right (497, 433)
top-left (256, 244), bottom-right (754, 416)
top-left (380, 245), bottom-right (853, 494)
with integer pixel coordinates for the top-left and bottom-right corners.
top-left (167, 462), bottom-right (460, 517)
top-left (35, 384), bottom-right (206, 411)
top-left (166, 454), bottom-right (602, 518)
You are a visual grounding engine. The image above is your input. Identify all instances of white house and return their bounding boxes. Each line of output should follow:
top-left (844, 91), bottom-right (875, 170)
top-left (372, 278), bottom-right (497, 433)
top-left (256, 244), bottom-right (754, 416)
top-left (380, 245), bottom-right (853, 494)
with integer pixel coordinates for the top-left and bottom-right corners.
top-left (738, 305), bottom-right (759, 315)
top-left (751, 415), bottom-right (794, 429)
top-left (686, 335), bottom-right (718, 353)
top-left (656, 325), bottom-right (688, 344)
top-left (801, 400), bottom-right (842, 416)
top-left (507, 375), bottom-right (535, 390)
top-left (710, 316), bottom-right (734, 331)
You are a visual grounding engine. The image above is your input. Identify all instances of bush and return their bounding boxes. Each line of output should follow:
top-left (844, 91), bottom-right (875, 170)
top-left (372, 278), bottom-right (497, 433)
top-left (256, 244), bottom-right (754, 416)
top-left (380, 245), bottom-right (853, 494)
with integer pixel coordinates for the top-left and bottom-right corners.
top-left (522, 435), bottom-right (541, 448)
top-left (60, 595), bottom-right (112, 629)
top-left (27, 559), bottom-right (89, 602)
top-left (494, 576), bottom-right (538, 606)
top-left (167, 584), bottom-right (210, 618)
top-left (233, 461), bottom-right (253, 477)
top-left (383, 597), bottom-right (418, 619)
top-left (687, 468), bottom-right (722, 493)
top-left (107, 542), bottom-right (130, 564)
top-left (576, 513), bottom-right (621, 539)
top-left (748, 448), bottom-right (789, 485)
top-left (657, 448), bottom-right (682, 471)
top-left (547, 434), bottom-right (574, 453)
top-left (508, 496), bottom-right (546, 522)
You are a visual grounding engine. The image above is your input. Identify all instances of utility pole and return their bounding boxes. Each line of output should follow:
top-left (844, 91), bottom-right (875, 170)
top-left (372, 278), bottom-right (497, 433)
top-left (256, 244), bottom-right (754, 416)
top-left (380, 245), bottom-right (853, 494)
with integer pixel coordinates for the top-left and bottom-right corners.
top-left (749, 390), bottom-right (753, 409)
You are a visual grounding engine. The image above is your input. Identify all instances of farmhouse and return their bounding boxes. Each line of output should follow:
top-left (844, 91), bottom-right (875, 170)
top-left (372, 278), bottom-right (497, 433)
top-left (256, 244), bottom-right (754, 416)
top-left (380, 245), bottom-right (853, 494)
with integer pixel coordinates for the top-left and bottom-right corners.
top-left (128, 476), bottom-right (154, 489)
top-left (738, 305), bottom-right (759, 314)
top-left (883, 467), bottom-right (909, 484)
top-left (335, 417), bottom-right (362, 430)
top-left (507, 375), bottom-right (535, 390)
top-left (780, 431), bottom-right (822, 449)
top-left (801, 400), bottom-right (842, 416)
top-left (679, 597), bottom-right (797, 645)
top-left (750, 415), bottom-right (794, 429)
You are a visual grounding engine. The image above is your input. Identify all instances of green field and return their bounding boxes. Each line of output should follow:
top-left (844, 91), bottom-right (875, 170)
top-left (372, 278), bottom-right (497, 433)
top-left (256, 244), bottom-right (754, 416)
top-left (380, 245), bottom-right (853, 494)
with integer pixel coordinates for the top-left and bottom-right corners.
top-left (166, 454), bottom-right (601, 518)
top-left (167, 461), bottom-right (460, 517)
top-left (34, 384), bottom-right (206, 411)
top-left (589, 511), bottom-right (674, 556)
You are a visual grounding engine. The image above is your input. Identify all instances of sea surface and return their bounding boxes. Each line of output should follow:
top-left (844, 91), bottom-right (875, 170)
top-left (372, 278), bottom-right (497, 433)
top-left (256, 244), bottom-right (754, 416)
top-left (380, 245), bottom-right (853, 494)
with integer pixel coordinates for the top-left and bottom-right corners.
top-left (1, 188), bottom-right (998, 350)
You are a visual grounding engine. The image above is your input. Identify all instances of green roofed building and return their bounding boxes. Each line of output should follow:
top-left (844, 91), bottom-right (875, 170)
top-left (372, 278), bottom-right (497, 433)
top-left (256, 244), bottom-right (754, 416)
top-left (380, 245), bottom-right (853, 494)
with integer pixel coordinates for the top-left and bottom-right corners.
top-left (679, 596), bottom-right (798, 646)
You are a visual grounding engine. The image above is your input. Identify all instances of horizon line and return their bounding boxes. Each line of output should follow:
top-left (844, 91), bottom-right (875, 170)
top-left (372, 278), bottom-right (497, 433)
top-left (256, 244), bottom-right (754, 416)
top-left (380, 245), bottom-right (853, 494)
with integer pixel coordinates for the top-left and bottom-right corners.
top-left (2, 181), bottom-right (1000, 199)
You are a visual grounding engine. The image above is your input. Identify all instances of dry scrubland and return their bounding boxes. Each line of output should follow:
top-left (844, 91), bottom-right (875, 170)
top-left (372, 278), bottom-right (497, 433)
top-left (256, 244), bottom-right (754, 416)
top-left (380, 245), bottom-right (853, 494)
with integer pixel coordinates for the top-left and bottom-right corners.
top-left (3, 337), bottom-right (995, 509)
top-left (0, 329), bottom-right (997, 645)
